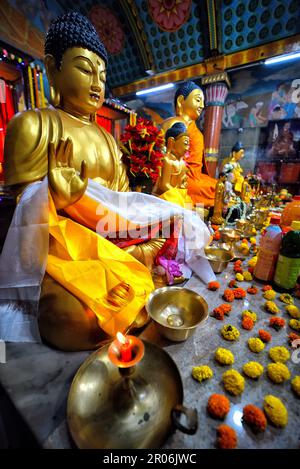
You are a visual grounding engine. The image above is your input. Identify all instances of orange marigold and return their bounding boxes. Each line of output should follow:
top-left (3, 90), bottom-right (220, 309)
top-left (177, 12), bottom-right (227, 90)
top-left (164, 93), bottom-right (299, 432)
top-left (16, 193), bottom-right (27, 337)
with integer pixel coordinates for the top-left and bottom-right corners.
top-left (269, 317), bottom-right (286, 331)
top-left (229, 279), bottom-right (238, 288)
top-left (259, 329), bottom-right (272, 343)
top-left (247, 285), bottom-right (258, 295)
top-left (262, 285), bottom-right (273, 292)
top-left (235, 260), bottom-right (242, 266)
top-left (243, 405), bottom-right (267, 433)
top-left (217, 424), bottom-right (237, 449)
top-left (223, 289), bottom-right (235, 302)
top-left (213, 231), bottom-right (221, 241)
top-left (242, 316), bottom-right (254, 330)
top-left (234, 265), bottom-right (243, 274)
top-left (233, 287), bottom-right (246, 299)
top-left (288, 332), bottom-right (300, 346)
top-left (212, 304), bottom-right (232, 320)
top-left (208, 394), bottom-right (230, 419)
top-left (208, 281), bottom-right (220, 291)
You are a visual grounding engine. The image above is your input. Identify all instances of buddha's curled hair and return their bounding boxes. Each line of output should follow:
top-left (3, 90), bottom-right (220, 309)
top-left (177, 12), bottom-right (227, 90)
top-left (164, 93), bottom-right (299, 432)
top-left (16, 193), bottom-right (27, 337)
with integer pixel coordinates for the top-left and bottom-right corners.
top-left (44, 11), bottom-right (108, 69)
top-left (174, 81), bottom-right (202, 108)
top-left (165, 122), bottom-right (188, 141)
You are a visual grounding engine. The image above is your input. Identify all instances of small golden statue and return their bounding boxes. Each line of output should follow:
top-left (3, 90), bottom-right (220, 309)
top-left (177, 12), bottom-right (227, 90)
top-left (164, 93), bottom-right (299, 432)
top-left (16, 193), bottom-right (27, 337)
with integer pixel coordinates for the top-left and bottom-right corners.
top-left (210, 172), bottom-right (226, 225)
top-left (221, 141), bottom-right (245, 195)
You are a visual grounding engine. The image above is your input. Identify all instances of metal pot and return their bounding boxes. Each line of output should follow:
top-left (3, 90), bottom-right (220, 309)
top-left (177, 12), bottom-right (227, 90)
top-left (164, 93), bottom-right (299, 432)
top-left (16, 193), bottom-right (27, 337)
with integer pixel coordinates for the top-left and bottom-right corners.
top-left (67, 341), bottom-right (197, 448)
top-left (204, 246), bottom-right (234, 273)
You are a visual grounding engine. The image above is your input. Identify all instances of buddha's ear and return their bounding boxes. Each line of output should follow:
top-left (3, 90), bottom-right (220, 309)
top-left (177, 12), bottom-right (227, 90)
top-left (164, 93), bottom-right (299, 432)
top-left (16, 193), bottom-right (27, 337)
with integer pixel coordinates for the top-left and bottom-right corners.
top-left (44, 54), bottom-right (57, 84)
top-left (166, 136), bottom-right (175, 152)
top-left (176, 95), bottom-right (184, 114)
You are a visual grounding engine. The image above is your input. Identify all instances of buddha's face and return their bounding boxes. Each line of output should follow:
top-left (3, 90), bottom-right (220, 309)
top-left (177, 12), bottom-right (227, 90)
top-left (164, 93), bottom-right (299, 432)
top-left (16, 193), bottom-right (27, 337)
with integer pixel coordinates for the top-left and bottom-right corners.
top-left (52, 47), bottom-right (106, 116)
top-left (171, 134), bottom-right (190, 158)
top-left (180, 88), bottom-right (204, 121)
top-left (233, 149), bottom-right (244, 161)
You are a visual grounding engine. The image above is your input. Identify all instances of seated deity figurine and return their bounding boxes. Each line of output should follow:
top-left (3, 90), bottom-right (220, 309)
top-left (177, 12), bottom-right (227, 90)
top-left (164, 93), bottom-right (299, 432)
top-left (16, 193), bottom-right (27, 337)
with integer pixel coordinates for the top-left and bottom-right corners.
top-left (210, 172), bottom-right (226, 225)
top-left (221, 142), bottom-right (245, 195)
top-left (152, 122), bottom-right (193, 207)
top-left (0, 13), bottom-right (213, 351)
top-left (162, 81), bottom-right (216, 208)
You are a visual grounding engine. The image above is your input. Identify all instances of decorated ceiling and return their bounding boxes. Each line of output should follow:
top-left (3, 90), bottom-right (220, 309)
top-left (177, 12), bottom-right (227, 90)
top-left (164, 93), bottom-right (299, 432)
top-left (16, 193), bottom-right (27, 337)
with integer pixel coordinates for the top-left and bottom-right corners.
top-left (2, 0), bottom-right (300, 92)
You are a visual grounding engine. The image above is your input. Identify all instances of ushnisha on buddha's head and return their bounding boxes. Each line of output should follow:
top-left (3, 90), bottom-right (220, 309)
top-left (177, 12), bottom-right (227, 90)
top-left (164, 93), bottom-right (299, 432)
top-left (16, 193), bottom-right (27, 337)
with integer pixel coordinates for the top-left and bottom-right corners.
top-left (231, 141), bottom-right (245, 161)
top-left (174, 81), bottom-right (205, 121)
top-left (165, 122), bottom-right (190, 159)
top-left (44, 12), bottom-right (108, 118)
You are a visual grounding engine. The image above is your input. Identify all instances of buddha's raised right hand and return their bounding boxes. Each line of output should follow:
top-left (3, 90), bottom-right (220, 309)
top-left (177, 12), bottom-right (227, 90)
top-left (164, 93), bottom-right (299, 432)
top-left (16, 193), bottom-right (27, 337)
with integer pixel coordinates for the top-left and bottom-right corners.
top-left (48, 138), bottom-right (88, 210)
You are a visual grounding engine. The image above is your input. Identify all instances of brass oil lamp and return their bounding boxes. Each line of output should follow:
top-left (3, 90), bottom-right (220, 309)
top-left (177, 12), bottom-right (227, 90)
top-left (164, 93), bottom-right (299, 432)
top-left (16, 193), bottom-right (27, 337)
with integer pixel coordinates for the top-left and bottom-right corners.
top-left (67, 333), bottom-right (197, 448)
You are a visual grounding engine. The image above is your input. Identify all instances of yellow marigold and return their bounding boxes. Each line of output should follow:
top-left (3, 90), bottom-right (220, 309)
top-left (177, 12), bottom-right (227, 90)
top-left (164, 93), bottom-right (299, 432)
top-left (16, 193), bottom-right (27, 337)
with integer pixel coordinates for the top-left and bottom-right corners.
top-left (192, 365), bottom-right (213, 383)
top-left (215, 348), bottom-right (235, 366)
top-left (242, 310), bottom-right (257, 322)
top-left (286, 305), bottom-right (300, 319)
top-left (235, 273), bottom-right (244, 282)
top-left (291, 376), bottom-right (300, 397)
top-left (264, 301), bottom-right (280, 314)
top-left (242, 271), bottom-right (253, 281)
top-left (289, 319), bottom-right (300, 331)
top-left (221, 325), bottom-right (240, 341)
top-left (222, 369), bottom-right (245, 396)
top-left (238, 242), bottom-right (250, 256)
top-left (263, 395), bottom-right (288, 427)
top-left (267, 363), bottom-right (290, 383)
top-left (247, 256), bottom-right (257, 268)
top-left (269, 346), bottom-right (290, 363)
top-left (263, 289), bottom-right (277, 301)
top-left (248, 338), bottom-right (265, 353)
top-left (251, 228), bottom-right (257, 235)
top-left (250, 237), bottom-right (257, 245)
top-left (279, 293), bottom-right (294, 305)
top-left (243, 361), bottom-right (264, 379)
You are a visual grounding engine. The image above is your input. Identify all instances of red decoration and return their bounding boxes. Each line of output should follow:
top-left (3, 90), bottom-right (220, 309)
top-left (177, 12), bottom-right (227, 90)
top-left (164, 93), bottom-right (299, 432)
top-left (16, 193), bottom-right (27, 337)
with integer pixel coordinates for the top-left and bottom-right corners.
top-left (89, 6), bottom-right (124, 55)
top-left (148, 0), bottom-right (192, 32)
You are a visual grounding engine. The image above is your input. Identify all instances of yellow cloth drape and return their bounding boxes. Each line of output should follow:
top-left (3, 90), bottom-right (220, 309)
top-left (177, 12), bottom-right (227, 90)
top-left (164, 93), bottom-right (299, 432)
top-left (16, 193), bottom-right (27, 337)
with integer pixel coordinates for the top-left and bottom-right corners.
top-left (159, 187), bottom-right (194, 208)
top-left (46, 193), bottom-right (154, 337)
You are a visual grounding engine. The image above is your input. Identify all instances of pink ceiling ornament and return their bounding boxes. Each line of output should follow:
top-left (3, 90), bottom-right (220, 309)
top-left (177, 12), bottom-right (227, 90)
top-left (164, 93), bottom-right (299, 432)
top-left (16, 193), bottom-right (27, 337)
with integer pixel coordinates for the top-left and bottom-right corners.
top-left (89, 6), bottom-right (125, 55)
top-left (148, 0), bottom-right (192, 32)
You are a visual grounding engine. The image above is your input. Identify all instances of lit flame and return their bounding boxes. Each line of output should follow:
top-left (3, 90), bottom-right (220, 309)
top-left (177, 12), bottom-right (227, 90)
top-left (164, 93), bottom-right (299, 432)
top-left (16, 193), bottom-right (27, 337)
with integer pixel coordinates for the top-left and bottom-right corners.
top-left (116, 331), bottom-right (128, 345)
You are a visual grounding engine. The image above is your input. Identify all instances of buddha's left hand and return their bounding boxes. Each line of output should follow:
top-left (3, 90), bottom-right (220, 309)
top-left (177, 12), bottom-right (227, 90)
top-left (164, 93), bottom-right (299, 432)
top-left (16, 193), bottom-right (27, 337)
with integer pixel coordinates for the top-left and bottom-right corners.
top-left (48, 138), bottom-right (88, 210)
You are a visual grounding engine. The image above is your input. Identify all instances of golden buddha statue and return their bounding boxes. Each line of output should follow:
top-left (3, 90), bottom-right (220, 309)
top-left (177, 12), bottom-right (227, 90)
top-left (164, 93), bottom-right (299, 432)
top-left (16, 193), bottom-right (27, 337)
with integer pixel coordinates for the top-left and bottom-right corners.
top-left (221, 141), bottom-right (245, 195)
top-left (3, 13), bottom-right (164, 351)
top-left (162, 81), bottom-right (216, 208)
top-left (211, 172), bottom-right (226, 225)
top-left (153, 122), bottom-right (193, 208)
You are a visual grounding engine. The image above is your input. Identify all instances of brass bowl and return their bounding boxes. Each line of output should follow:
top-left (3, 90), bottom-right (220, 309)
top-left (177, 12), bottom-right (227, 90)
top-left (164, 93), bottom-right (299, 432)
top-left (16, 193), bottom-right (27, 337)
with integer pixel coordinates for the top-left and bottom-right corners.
top-left (145, 287), bottom-right (208, 342)
top-left (204, 246), bottom-right (234, 273)
top-left (218, 227), bottom-right (241, 244)
top-left (235, 219), bottom-right (248, 232)
top-left (67, 341), bottom-right (197, 448)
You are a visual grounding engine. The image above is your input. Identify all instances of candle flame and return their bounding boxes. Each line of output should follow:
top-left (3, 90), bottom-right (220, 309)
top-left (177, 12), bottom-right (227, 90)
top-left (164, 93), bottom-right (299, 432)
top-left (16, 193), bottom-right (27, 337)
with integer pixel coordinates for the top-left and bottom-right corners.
top-left (116, 331), bottom-right (128, 345)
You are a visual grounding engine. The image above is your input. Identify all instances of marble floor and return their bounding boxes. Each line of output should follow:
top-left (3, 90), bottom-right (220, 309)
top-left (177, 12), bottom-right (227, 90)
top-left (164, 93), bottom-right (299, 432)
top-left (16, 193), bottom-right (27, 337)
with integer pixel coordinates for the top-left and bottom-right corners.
top-left (0, 266), bottom-right (299, 449)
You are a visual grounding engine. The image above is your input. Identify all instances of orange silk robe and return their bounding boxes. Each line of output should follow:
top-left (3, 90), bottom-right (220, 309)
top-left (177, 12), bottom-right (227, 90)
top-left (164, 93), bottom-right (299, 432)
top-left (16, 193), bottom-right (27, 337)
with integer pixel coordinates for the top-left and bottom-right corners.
top-left (186, 122), bottom-right (216, 207)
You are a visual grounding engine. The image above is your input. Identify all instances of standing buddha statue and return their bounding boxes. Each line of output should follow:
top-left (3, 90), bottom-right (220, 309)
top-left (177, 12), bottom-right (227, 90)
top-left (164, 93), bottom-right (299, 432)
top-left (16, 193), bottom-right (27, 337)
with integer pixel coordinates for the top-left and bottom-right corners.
top-left (221, 141), bottom-right (245, 195)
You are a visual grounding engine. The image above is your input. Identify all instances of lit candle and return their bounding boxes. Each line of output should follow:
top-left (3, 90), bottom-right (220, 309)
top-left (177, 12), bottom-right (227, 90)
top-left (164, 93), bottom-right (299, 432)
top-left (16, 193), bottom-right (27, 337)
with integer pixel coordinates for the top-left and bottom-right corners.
top-left (116, 332), bottom-right (132, 362)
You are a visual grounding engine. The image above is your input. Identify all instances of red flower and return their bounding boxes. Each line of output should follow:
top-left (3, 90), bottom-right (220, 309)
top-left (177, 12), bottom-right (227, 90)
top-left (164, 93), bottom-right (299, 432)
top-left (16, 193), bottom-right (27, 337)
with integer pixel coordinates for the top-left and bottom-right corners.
top-left (269, 317), bottom-right (285, 331)
top-left (259, 329), bottom-right (272, 343)
top-left (229, 280), bottom-right (238, 288)
top-left (242, 316), bottom-right (254, 330)
top-left (217, 424), bottom-right (237, 449)
top-left (233, 287), bottom-right (246, 299)
top-left (247, 286), bottom-right (258, 295)
top-left (262, 285), bottom-right (273, 292)
top-left (208, 281), bottom-right (220, 291)
top-left (223, 289), bottom-right (235, 302)
top-left (243, 405), bottom-right (267, 433)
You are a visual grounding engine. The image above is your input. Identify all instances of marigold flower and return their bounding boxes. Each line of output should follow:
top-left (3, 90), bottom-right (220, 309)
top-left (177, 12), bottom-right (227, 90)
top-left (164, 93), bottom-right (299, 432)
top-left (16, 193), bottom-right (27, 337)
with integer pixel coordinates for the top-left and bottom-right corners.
top-left (192, 365), bottom-right (213, 383)
top-left (249, 237), bottom-right (257, 245)
top-left (222, 369), bottom-right (245, 396)
top-left (258, 329), bottom-right (272, 343)
top-left (263, 290), bottom-right (277, 301)
top-left (263, 395), bottom-right (288, 427)
top-left (221, 325), bottom-right (240, 341)
top-left (289, 319), bottom-right (300, 331)
top-left (242, 271), bottom-right (253, 281)
top-left (216, 424), bottom-right (237, 449)
top-left (223, 289), bottom-right (235, 302)
top-left (270, 317), bottom-right (285, 330)
top-left (234, 265), bottom-right (243, 273)
top-left (243, 361), bottom-right (264, 379)
top-left (279, 293), bottom-right (294, 305)
top-left (243, 404), bottom-right (267, 433)
top-left (207, 281), bottom-right (220, 291)
top-left (234, 260), bottom-right (242, 267)
top-left (264, 301), bottom-right (280, 314)
top-left (233, 287), bottom-right (246, 299)
top-left (242, 310), bottom-right (257, 322)
top-left (248, 256), bottom-right (257, 268)
top-left (207, 394), bottom-right (230, 419)
top-left (247, 285), bottom-right (258, 295)
top-left (269, 346), bottom-right (290, 363)
top-left (213, 231), bottom-right (221, 241)
top-left (248, 337), bottom-right (265, 353)
top-left (235, 273), bottom-right (244, 282)
top-left (285, 305), bottom-right (300, 319)
top-left (238, 242), bottom-right (250, 256)
top-left (242, 316), bottom-right (254, 330)
top-left (291, 376), bottom-right (300, 397)
top-left (215, 347), bottom-right (234, 365)
top-left (262, 285), bottom-right (273, 292)
top-left (228, 279), bottom-right (238, 288)
top-left (211, 224), bottom-right (220, 231)
top-left (288, 332), bottom-right (300, 346)
top-left (212, 304), bottom-right (232, 320)
top-left (242, 238), bottom-right (249, 245)
top-left (267, 363), bottom-right (290, 383)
